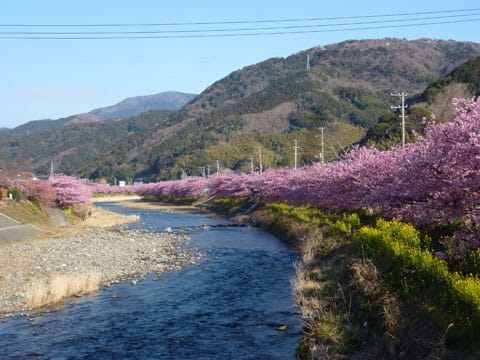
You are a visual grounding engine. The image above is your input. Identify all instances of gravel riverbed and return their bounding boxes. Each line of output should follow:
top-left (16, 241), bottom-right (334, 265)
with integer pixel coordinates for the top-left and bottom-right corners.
top-left (0, 227), bottom-right (201, 318)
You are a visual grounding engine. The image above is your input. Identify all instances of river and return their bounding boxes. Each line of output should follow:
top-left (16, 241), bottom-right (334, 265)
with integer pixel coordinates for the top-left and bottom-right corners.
top-left (0, 203), bottom-right (302, 359)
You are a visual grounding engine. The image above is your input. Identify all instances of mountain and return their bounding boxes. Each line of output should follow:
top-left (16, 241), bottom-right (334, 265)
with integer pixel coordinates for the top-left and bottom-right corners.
top-left (6, 91), bottom-right (197, 135)
top-left (1, 38), bottom-right (480, 181)
top-left (89, 91), bottom-right (197, 120)
top-left (129, 38), bottom-right (480, 179)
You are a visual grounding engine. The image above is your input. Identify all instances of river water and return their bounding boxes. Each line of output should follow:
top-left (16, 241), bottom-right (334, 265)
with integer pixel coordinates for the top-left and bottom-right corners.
top-left (0, 204), bottom-right (302, 359)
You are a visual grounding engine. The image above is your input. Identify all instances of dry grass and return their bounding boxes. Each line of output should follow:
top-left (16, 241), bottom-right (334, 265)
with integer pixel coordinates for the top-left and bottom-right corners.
top-left (295, 224), bottom-right (327, 263)
top-left (24, 271), bottom-right (101, 309)
top-left (293, 265), bottom-right (325, 319)
top-left (242, 102), bottom-right (295, 133)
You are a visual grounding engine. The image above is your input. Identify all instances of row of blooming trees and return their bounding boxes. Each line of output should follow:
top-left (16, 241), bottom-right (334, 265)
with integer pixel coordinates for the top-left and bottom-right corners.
top-left (5, 98), bottom-right (478, 256)
top-left (123, 97), bottom-right (479, 257)
top-left (130, 98), bottom-right (479, 221)
top-left (6, 175), bottom-right (92, 208)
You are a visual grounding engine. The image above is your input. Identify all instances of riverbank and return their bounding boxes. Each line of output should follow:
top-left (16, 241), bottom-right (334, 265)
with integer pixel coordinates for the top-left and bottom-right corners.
top-left (0, 201), bottom-right (201, 318)
top-left (5, 196), bottom-right (472, 358)
top-left (247, 202), bottom-right (480, 360)
top-left (114, 198), bottom-right (208, 214)
top-left (0, 200), bottom-right (301, 360)
top-left (158, 197), bottom-right (477, 359)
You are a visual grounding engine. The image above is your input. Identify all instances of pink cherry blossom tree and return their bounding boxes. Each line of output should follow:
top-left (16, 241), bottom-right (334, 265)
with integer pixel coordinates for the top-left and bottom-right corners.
top-left (49, 175), bottom-right (93, 207)
top-left (24, 179), bottom-right (56, 206)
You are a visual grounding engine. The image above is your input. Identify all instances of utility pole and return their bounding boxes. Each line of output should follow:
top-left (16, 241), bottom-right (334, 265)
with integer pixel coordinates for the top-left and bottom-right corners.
top-left (319, 127), bottom-right (325, 164)
top-left (199, 167), bottom-right (206, 178)
top-left (250, 157), bottom-right (254, 174)
top-left (306, 54), bottom-right (311, 72)
top-left (293, 139), bottom-right (300, 170)
top-left (391, 92), bottom-right (408, 148)
top-left (258, 146), bottom-right (263, 174)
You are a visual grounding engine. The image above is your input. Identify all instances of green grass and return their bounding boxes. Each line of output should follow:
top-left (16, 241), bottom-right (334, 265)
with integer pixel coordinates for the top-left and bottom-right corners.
top-left (250, 202), bottom-right (480, 357)
top-left (0, 199), bottom-right (49, 226)
top-left (187, 198), bottom-right (480, 357)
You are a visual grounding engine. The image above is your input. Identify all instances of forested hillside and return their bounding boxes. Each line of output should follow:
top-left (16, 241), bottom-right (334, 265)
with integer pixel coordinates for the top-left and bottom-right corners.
top-left (360, 55), bottom-right (480, 149)
top-left (0, 110), bottom-right (175, 178)
top-left (1, 38), bottom-right (480, 182)
top-left (132, 38), bottom-right (480, 180)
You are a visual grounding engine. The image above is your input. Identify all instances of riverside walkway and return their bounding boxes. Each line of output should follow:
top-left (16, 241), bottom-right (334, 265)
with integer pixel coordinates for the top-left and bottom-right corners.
top-left (0, 212), bottom-right (42, 244)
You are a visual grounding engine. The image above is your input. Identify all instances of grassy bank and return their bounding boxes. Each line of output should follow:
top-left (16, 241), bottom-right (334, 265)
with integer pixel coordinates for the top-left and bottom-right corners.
top-left (206, 198), bottom-right (480, 359)
top-left (0, 199), bottom-right (50, 228)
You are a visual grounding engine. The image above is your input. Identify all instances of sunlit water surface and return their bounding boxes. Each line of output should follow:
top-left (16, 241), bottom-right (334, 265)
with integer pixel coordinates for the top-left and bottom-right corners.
top-left (0, 204), bottom-right (301, 359)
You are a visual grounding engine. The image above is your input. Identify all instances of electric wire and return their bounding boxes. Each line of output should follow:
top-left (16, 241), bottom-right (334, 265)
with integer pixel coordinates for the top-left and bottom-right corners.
top-left (0, 8), bottom-right (477, 40)
top-left (0, 18), bottom-right (478, 40)
top-left (0, 13), bottom-right (478, 35)
top-left (0, 8), bottom-right (478, 27)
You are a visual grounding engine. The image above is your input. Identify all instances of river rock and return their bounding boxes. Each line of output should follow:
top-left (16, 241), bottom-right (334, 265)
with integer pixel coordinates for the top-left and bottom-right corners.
top-left (0, 228), bottom-right (201, 318)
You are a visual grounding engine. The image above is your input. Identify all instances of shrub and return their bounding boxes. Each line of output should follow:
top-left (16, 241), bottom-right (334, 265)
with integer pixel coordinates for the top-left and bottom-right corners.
top-left (357, 219), bottom-right (480, 344)
top-left (7, 188), bottom-right (22, 201)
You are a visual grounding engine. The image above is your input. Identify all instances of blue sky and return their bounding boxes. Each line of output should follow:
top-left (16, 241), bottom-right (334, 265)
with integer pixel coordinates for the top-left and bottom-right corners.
top-left (0, 0), bottom-right (479, 128)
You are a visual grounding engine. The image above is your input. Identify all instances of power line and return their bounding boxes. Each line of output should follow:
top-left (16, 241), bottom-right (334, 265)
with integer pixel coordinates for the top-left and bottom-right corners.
top-left (0, 18), bottom-right (478, 40)
top-left (0, 12), bottom-right (480, 35)
top-left (0, 8), bottom-right (478, 27)
top-left (0, 9), bottom-right (478, 40)
top-left (0, 12), bottom-right (478, 35)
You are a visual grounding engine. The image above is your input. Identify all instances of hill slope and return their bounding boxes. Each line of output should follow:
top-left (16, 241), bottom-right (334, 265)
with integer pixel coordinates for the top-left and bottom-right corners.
top-left (360, 55), bottom-right (480, 149)
top-left (130, 38), bottom-right (480, 179)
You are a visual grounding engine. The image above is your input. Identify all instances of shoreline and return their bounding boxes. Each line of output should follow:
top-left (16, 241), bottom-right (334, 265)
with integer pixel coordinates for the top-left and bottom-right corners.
top-left (0, 202), bottom-right (201, 319)
top-left (116, 199), bottom-right (210, 214)
top-left (91, 194), bottom-right (142, 203)
top-left (92, 194), bottom-right (212, 214)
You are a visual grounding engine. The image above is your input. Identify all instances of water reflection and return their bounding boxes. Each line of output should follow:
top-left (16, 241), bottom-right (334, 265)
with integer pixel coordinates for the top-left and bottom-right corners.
top-left (0, 204), bottom-right (301, 359)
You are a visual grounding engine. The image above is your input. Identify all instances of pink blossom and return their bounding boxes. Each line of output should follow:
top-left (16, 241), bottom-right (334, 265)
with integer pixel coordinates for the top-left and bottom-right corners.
top-left (49, 175), bottom-right (93, 207)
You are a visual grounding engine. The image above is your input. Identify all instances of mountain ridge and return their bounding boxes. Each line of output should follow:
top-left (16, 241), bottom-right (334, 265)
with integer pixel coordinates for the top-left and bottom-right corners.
top-left (7, 91), bottom-right (197, 134)
top-left (89, 91), bottom-right (197, 119)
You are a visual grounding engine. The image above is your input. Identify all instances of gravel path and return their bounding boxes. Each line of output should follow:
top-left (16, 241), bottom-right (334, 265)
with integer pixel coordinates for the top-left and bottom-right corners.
top-left (0, 227), bottom-right (201, 318)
